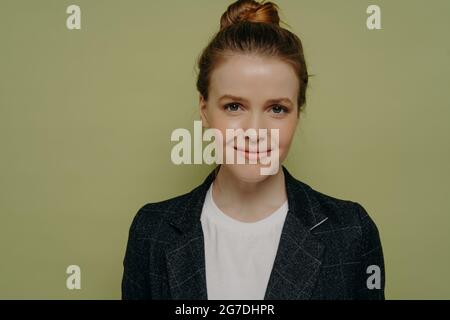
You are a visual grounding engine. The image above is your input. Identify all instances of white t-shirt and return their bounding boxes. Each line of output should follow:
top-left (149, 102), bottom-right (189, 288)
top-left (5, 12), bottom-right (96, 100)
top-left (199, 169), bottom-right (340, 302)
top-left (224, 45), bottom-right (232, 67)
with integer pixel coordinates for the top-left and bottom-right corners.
top-left (200, 182), bottom-right (289, 300)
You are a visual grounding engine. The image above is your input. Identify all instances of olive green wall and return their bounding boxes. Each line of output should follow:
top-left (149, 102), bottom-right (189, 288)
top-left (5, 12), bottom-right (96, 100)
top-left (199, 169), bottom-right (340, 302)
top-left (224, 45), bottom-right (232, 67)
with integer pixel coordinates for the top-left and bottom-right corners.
top-left (1, 0), bottom-right (449, 299)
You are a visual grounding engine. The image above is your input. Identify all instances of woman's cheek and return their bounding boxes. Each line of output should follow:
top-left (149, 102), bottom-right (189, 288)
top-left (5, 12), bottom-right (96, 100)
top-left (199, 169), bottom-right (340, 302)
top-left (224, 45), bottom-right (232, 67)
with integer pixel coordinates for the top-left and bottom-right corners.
top-left (278, 125), bottom-right (296, 158)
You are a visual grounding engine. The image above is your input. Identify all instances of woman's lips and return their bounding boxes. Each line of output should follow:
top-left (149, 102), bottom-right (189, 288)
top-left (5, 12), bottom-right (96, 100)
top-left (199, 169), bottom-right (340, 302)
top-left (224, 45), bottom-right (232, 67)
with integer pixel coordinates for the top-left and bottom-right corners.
top-left (233, 146), bottom-right (272, 160)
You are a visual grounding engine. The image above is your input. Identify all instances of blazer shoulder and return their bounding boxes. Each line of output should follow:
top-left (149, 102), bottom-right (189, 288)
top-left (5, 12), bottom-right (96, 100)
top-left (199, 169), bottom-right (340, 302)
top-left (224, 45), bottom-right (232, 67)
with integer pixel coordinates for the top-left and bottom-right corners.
top-left (306, 183), bottom-right (379, 232)
top-left (128, 188), bottom-right (195, 236)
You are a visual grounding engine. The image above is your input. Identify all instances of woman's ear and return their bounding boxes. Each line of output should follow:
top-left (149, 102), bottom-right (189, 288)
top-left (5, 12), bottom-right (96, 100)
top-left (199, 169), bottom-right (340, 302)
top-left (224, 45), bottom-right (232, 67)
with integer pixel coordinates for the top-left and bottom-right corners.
top-left (199, 94), bottom-right (210, 128)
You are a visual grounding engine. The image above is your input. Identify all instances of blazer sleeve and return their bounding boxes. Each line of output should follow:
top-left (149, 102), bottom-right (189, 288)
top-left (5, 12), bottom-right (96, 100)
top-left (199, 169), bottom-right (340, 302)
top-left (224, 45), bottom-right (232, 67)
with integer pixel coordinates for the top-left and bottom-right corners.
top-left (354, 202), bottom-right (386, 300)
top-left (121, 207), bottom-right (152, 299)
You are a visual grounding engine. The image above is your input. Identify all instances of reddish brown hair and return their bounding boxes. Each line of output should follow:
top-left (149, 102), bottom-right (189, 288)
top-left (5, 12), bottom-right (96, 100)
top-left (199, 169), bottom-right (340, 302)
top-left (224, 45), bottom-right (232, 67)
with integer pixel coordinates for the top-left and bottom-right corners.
top-left (196, 0), bottom-right (310, 115)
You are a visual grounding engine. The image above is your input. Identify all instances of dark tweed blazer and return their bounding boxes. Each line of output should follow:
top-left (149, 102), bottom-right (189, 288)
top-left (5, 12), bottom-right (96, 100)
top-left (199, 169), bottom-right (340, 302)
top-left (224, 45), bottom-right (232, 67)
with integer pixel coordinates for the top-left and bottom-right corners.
top-left (122, 165), bottom-right (385, 300)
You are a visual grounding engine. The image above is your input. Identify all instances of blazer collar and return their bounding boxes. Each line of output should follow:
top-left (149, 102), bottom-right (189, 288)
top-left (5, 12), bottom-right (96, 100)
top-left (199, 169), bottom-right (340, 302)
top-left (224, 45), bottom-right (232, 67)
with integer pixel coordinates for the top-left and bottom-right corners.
top-left (165, 165), bottom-right (328, 299)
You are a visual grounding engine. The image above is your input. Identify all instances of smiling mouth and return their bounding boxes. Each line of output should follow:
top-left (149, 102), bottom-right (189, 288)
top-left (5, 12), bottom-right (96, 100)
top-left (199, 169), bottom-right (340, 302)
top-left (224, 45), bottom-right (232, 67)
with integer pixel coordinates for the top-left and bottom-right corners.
top-left (233, 146), bottom-right (272, 154)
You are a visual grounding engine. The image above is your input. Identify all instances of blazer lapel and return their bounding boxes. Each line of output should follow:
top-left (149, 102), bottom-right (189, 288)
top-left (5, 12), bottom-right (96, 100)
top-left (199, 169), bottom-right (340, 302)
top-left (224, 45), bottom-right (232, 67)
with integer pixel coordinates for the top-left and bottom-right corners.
top-left (164, 170), bottom-right (214, 299)
top-left (165, 165), bottom-right (328, 300)
top-left (264, 166), bottom-right (327, 299)
top-left (165, 221), bottom-right (208, 299)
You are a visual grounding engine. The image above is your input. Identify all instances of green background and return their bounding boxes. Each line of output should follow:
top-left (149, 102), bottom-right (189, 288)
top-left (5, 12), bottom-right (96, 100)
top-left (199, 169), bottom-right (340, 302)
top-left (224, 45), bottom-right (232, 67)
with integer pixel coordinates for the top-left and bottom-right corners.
top-left (1, 0), bottom-right (449, 299)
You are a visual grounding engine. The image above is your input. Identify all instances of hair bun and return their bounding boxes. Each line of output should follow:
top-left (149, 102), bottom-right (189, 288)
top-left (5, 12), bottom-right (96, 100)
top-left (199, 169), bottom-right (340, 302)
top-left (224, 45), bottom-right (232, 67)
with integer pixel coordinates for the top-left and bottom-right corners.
top-left (220, 0), bottom-right (280, 30)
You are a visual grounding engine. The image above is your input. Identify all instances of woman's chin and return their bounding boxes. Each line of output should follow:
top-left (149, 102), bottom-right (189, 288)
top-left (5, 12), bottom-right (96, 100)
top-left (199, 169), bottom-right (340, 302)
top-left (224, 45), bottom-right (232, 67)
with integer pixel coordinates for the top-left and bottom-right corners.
top-left (224, 163), bottom-right (277, 183)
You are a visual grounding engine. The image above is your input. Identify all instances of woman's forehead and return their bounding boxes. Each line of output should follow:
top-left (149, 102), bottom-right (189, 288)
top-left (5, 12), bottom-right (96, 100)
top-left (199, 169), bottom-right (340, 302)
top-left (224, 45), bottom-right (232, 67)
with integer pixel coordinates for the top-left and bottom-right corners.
top-left (209, 54), bottom-right (299, 101)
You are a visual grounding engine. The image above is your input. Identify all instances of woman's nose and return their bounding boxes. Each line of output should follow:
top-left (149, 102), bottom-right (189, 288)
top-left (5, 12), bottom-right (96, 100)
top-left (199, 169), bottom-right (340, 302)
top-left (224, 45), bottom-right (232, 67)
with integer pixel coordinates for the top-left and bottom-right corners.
top-left (241, 114), bottom-right (269, 145)
top-left (242, 112), bottom-right (266, 131)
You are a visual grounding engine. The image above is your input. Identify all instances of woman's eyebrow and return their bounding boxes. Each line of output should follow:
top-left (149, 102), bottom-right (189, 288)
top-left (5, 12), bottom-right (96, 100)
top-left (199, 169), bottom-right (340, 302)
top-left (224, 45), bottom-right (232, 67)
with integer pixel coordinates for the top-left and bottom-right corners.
top-left (218, 94), bottom-right (248, 103)
top-left (218, 94), bottom-right (293, 106)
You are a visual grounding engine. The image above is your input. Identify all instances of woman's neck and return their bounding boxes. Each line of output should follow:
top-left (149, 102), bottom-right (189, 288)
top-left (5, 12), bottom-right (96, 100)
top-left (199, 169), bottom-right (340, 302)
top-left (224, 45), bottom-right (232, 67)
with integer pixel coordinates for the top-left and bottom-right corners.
top-left (211, 165), bottom-right (287, 222)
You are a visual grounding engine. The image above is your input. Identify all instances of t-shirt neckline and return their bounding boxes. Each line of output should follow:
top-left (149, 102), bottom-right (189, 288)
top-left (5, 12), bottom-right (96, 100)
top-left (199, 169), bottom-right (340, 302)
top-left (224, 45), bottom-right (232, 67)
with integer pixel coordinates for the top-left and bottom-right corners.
top-left (203, 182), bottom-right (288, 234)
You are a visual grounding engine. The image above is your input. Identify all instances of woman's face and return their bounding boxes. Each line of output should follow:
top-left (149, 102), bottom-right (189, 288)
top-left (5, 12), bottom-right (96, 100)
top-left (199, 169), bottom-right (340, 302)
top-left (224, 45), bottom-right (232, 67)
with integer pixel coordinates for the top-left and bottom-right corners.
top-left (200, 53), bottom-right (300, 183)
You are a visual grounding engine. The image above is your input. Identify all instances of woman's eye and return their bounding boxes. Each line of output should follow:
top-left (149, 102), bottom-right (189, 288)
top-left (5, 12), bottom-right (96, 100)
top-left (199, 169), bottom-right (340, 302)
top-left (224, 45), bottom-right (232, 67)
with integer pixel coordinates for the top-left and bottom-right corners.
top-left (224, 103), bottom-right (241, 112)
top-left (271, 105), bottom-right (288, 114)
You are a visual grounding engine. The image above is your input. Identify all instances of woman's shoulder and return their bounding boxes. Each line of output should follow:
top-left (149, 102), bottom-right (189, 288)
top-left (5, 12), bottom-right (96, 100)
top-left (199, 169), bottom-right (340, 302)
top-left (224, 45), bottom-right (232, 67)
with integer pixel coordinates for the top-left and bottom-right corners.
top-left (127, 190), bottom-right (194, 233)
top-left (283, 166), bottom-right (379, 232)
top-left (126, 169), bottom-right (215, 235)
top-left (303, 181), bottom-right (381, 238)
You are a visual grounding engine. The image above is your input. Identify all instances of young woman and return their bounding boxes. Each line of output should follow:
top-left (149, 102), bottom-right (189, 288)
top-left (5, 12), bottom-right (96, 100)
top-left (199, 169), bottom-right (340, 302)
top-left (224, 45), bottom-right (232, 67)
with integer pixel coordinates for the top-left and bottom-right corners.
top-left (122, 0), bottom-right (385, 300)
